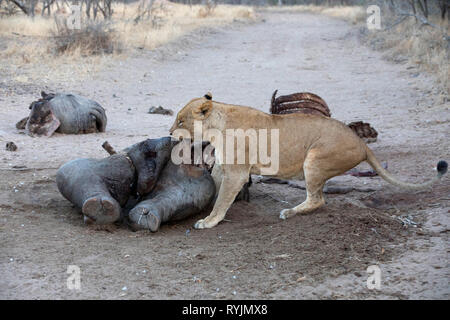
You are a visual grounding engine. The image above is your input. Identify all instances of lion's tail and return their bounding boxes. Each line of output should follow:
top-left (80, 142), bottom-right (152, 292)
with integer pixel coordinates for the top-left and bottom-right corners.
top-left (365, 146), bottom-right (447, 190)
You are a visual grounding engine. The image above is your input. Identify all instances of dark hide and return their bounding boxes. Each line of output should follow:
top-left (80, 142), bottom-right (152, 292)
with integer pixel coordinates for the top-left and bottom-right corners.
top-left (128, 161), bottom-right (215, 232)
top-left (25, 92), bottom-right (107, 137)
top-left (56, 137), bottom-right (172, 224)
top-left (123, 137), bottom-right (173, 197)
top-left (57, 155), bottom-right (134, 224)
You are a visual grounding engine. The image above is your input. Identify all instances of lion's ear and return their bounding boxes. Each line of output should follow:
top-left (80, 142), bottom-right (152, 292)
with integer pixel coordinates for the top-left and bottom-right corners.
top-left (192, 100), bottom-right (213, 120)
top-left (204, 92), bottom-right (212, 100)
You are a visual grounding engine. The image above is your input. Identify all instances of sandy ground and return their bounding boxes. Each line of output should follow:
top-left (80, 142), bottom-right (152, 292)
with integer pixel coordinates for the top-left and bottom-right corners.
top-left (0, 11), bottom-right (449, 299)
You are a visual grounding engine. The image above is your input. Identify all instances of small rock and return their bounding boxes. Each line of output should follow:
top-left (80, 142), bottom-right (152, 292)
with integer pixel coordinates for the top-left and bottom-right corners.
top-left (121, 286), bottom-right (127, 291)
top-left (5, 142), bottom-right (17, 152)
top-left (148, 106), bottom-right (173, 116)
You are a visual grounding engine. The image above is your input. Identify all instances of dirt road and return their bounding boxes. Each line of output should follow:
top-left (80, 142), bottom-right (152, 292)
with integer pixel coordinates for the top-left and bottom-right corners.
top-left (0, 11), bottom-right (448, 299)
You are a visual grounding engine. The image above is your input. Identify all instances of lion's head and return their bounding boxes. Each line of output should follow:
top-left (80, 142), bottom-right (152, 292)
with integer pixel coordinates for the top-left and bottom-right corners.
top-left (169, 92), bottom-right (215, 140)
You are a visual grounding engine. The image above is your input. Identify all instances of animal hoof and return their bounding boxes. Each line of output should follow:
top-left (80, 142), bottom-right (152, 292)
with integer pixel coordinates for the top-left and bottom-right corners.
top-left (82, 196), bottom-right (120, 225)
top-left (128, 207), bottom-right (160, 232)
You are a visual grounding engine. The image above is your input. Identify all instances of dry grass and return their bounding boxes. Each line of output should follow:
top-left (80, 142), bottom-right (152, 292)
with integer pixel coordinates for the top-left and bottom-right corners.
top-left (0, 1), bottom-right (254, 82)
top-left (0, 15), bottom-right (54, 36)
top-left (266, 5), bottom-right (366, 25)
top-left (364, 14), bottom-right (449, 96)
top-left (116, 2), bottom-right (254, 50)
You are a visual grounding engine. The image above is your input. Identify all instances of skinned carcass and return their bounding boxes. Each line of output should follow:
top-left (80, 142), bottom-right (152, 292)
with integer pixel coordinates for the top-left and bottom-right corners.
top-left (271, 90), bottom-right (378, 143)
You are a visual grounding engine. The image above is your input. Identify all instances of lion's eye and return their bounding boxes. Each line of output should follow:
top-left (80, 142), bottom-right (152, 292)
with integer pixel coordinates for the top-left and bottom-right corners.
top-left (178, 120), bottom-right (183, 127)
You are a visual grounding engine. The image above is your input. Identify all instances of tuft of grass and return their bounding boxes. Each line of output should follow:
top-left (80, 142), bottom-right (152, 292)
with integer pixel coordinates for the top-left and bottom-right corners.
top-left (51, 22), bottom-right (120, 56)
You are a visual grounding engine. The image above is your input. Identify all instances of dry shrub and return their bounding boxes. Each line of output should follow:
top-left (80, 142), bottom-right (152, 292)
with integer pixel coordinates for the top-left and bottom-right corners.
top-left (51, 22), bottom-right (120, 56)
top-left (365, 16), bottom-right (449, 95)
top-left (198, 1), bottom-right (217, 18)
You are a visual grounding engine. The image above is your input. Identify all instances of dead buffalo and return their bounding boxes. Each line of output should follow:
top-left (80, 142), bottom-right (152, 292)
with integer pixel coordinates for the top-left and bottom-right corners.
top-left (56, 137), bottom-right (172, 224)
top-left (17, 91), bottom-right (107, 137)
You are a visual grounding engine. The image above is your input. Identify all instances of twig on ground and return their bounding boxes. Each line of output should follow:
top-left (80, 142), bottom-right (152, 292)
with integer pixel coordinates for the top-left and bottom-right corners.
top-left (102, 141), bottom-right (117, 155)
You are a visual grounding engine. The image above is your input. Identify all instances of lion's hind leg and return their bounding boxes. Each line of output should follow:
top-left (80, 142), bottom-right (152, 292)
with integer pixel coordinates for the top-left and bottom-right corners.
top-left (279, 150), bottom-right (338, 220)
top-left (279, 179), bottom-right (325, 220)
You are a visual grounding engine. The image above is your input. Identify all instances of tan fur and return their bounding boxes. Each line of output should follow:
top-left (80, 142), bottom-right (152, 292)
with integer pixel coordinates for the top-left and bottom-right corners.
top-left (170, 94), bottom-right (446, 229)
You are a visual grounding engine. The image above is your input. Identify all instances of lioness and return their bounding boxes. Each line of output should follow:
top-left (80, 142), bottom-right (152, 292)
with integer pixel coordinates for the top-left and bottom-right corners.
top-left (169, 93), bottom-right (447, 229)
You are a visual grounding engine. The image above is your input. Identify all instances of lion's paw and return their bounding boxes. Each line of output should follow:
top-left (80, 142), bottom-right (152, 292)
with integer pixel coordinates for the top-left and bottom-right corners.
top-left (279, 209), bottom-right (293, 220)
top-left (194, 219), bottom-right (207, 229)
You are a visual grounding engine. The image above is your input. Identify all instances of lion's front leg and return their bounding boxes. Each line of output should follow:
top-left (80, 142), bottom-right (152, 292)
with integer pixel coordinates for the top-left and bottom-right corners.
top-left (211, 163), bottom-right (223, 198)
top-left (194, 166), bottom-right (249, 229)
